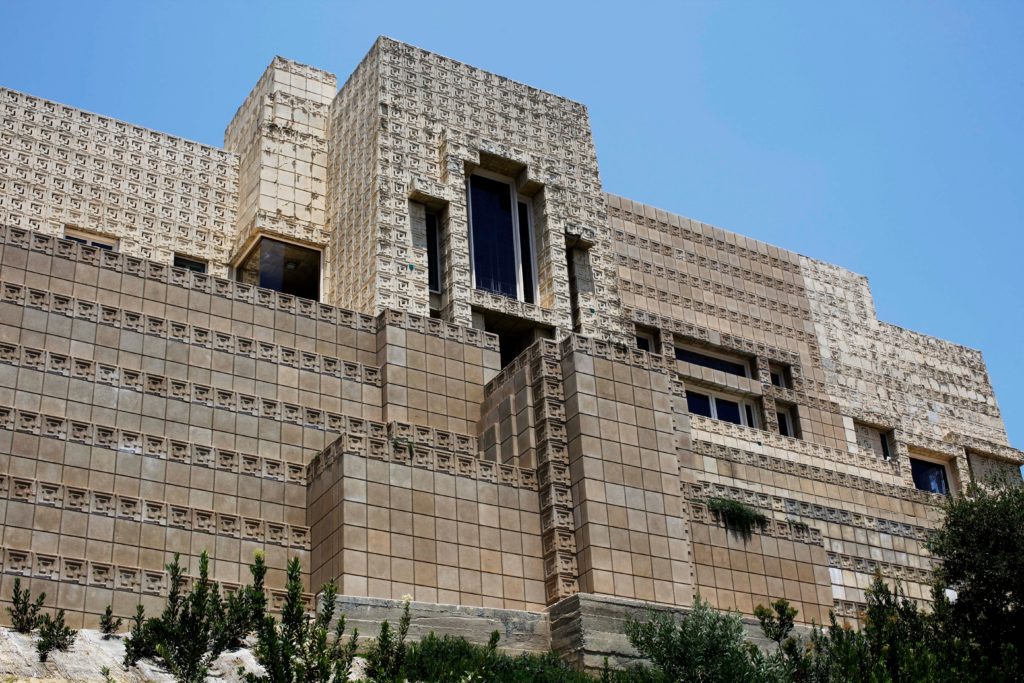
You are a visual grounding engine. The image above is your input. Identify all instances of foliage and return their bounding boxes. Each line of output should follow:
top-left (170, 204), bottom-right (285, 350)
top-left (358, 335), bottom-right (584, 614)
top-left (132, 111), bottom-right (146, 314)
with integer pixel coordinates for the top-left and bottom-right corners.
top-left (7, 577), bottom-right (45, 633)
top-left (927, 480), bottom-right (1024, 673)
top-left (246, 556), bottom-right (358, 683)
top-left (123, 604), bottom-right (155, 666)
top-left (99, 604), bottom-right (123, 639)
top-left (707, 497), bottom-right (769, 542)
top-left (623, 596), bottom-right (778, 682)
top-left (219, 550), bottom-right (269, 651)
top-left (36, 608), bottom-right (77, 662)
top-left (365, 595), bottom-right (412, 682)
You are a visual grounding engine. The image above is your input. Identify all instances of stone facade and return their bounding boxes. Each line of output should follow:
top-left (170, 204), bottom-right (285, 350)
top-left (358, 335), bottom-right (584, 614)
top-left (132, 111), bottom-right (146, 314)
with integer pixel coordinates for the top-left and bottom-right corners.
top-left (0, 36), bottom-right (1020, 665)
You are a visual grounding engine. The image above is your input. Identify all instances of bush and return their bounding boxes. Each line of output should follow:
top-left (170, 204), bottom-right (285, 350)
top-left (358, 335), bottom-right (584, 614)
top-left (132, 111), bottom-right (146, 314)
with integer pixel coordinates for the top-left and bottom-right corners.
top-left (246, 556), bottom-right (358, 683)
top-left (123, 604), bottom-right (155, 666)
top-left (7, 577), bottom-right (45, 633)
top-left (365, 596), bottom-right (411, 682)
top-left (36, 609), bottom-right (77, 662)
top-left (99, 604), bottom-right (123, 639)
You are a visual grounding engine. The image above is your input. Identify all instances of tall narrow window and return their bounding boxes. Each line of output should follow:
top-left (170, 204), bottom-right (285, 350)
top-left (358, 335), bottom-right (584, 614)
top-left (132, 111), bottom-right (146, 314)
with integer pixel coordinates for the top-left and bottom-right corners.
top-left (426, 211), bottom-right (441, 293)
top-left (467, 173), bottom-right (536, 302)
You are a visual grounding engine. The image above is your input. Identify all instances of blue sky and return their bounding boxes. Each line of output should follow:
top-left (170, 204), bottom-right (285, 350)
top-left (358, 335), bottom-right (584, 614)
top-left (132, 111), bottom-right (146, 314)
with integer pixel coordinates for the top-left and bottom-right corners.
top-left (2, 1), bottom-right (1021, 445)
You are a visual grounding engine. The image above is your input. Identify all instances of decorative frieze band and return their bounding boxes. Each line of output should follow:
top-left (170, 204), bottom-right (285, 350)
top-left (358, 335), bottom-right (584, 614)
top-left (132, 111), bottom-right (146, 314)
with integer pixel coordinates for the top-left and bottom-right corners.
top-left (0, 473), bottom-right (310, 550)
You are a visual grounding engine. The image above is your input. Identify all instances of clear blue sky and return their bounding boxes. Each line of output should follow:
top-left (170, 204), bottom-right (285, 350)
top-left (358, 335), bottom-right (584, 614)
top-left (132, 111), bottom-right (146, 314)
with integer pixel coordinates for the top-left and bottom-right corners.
top-left (2, 1), bottom-right (1021, 445)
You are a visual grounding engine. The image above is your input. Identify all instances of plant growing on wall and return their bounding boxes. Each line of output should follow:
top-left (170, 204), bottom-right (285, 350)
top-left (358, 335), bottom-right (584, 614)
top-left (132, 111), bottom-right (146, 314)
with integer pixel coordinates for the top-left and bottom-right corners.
top-left (706, 497), bottom-right (768, 542)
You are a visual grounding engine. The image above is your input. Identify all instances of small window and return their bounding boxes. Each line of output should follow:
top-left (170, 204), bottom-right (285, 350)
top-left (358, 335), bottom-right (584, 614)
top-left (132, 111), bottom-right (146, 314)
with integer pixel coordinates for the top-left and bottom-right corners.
top-left (174, 254), bottom-right (207, 273)
top-left (776, 404), bottom-right (800, 439)
top-left (686, 390), bottom-right (758, 428)
top-left (854, 422), bottom-right (894, 460)
top-left (635, 327), bottom-right (657, 353)
top-left (769, 363), bottom-right (792, 389)
top-left (467, 173), bottom-right (536, 303)
top-left (880, 432), bottom-right (892, 461)
top-left (675, 346), bottom-right (750, 378)
top-left (236, 237), bottom-right (321, 301)
top-left (910, 457), bottom-right (951, 495)
top-left (64, 227), bottom-right (118, 251)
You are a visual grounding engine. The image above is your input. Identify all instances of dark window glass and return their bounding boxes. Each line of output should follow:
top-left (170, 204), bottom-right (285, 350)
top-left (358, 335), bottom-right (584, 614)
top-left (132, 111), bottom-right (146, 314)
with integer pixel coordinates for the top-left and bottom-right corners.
top-left (686, 391), bottom-right (713, 418)
top-left (636, 336), bottom-right (651, 352)
top-left (675, 348), bottom-right (747, 377)
top-left (237, 238), bottom-right (320, 301)
top-left (777, 411), bottom-right (791, 437)
top-left (65, 235), bottom-right (88, 245)
top-left (518, 201), bottom-right (534, 304)
top-left (469, 175), bottom-right (517, 299)
top-left (745, 404), bottom-right (756, 428)
top-left (880, 432), bottom-right (892, 460)
top-left (910, 458), bottom-right (950, 495)
top-left (174, 254), bottom-right (207, 273)
top-left (93, 242), bottom-right (113, 251)
top-left (770, 372), bottom-right (783, 387)
top-left (716, 398), bottom-right (742, 425)
top-left (426, 212), bottom-right (441, 293)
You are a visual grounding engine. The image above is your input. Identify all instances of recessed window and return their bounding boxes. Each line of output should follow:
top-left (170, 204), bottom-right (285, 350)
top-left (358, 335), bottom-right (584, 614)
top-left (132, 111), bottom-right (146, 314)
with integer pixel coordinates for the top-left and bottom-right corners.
top-left (236, 237), bottom-right (320, 301)
top-left (910, 457), bottom-right (951, 495)
top-left (467, 173), bottom-right (536, 303)
top-left (173, 254), bottom-right (207, 273)
top-left (64, 227), bottom-right (118, 251)
top-left (854, 422), bottom-right (895, 460)
top-left (675, 345), bottom-right (750, 378)
top-left (426, 211), bottom-right (442, 294)
top-left (635, 327), bottom-right (658, 353)
top-left (776, 404), bottom-right (800, 439)
top-left (769, 363), bottom-right (792, 389)
top-left (686, 389), bottom-right (759, 428)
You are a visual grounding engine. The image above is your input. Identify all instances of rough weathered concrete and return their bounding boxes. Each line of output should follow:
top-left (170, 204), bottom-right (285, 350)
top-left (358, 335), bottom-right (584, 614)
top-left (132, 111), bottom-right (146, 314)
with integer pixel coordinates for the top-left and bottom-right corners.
top-left (332, 595), bottom-right (551, 654)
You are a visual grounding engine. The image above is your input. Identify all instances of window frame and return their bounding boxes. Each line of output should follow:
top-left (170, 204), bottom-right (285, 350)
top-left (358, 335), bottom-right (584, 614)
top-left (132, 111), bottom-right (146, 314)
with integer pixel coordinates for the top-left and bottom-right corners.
top-left (233, 235), bottom-right (324, 303)
top-left (776, 403), bottom-right (800, 439)
top-left (466, 169), bottom-right (537, 304)
top-left (635, 329), bottom-right (657, 353)
top-left (769, 362), bottom-right (791, 389)
top-left (675, 343), bottom-right (752, 378)
top-left (173, 253), bottom-right (207, 274)
top-left (908, 453), bottom-right (954, 496)
top-left (64, 227), bottom-right (118, 251)
top-left (685, 387), bottom-right (760, 429)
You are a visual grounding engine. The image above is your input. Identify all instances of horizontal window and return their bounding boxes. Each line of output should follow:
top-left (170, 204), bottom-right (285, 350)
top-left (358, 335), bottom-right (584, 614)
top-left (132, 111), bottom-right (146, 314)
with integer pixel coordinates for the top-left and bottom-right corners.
top-left (64, 227), bottom-right (118, 251)
top-left (236, 237), bottom-right (321, 301)
top-left (686, 390), bottom-right (758, 428)
top-left (675, 346), bottom-right (749, 377)
top-left (174, 254), bottom-right (207, 273)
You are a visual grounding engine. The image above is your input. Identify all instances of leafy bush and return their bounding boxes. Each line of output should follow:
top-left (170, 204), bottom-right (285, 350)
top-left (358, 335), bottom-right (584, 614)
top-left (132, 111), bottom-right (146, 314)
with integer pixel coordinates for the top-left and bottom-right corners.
top-left (123, 604), bottom-right (155, 666)
top-left (7, 577), bottom-right (45, 633)
top-left (36, 608), bottom-right (77, 661)
top-left (99, 604), bottom-right (123, 639)
top-left (707, 498), bottom-right (768, 542)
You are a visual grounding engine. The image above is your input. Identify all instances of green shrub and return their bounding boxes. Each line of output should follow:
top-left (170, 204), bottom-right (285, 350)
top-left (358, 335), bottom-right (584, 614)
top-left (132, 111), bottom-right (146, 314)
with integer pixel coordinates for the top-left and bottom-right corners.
top-left (99, 604), bottom-right (123, 639)
top-left (36, 608), bottom-right (77, 662)
top-left (7, 577), bottom-right (45, 633)
top-left (365, 596), bottom-right (412, 682)
top-left (706, 498), bottom-right (768, 542)
top-left (246, 556), bottom-right (358, 683)
top-left (123, 604), bottom-right (155, 666)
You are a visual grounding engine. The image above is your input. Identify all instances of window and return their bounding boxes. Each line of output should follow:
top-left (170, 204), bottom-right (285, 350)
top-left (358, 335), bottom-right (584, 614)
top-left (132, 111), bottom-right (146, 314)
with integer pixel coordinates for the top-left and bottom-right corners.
top-left (776, 404), bottom-right (800, 439)
top-left (910, 457), bottom-right (951, 495)
top-left (854, 422), bottom-right (894, 461)
top-left (635, 326), bottom-right (658, 353)
top-left (173, 254), bottom-right (207, 273)
top-left (675, 345), bottom-right (750, 377)
top-left (769, 363), bottom-right (792, 389)
top-left (426, 211), bottom-right (441, 293)
top-left (236, 237), bottom-right (321, 301)
top-left (64, 227), bottom-right (118, 251)
top-left (686, 389), bottom-right (759, 428)
top-left (468, 173), bottom-right (536, 303)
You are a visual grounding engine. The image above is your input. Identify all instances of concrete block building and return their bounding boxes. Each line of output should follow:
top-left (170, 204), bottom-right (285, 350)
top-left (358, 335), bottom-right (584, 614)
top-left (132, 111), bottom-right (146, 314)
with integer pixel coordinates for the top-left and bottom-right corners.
top-left (0, 37), bottom-right (1020, 667)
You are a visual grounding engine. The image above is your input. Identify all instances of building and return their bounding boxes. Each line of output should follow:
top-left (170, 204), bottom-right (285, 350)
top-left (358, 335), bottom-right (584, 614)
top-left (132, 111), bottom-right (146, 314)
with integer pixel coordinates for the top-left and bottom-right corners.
top-left (0, 37), bottom-right (1020, 667)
